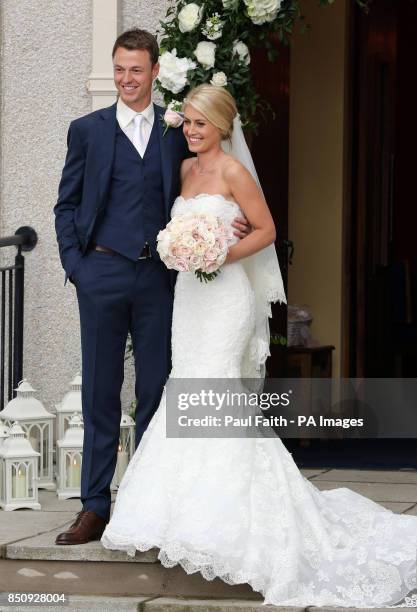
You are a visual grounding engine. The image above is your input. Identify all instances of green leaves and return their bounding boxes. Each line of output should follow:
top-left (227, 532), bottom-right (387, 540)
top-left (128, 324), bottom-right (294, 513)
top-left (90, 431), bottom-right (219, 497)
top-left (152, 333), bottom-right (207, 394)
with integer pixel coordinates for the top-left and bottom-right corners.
top-left (195, 269), bottom-right (221, 282)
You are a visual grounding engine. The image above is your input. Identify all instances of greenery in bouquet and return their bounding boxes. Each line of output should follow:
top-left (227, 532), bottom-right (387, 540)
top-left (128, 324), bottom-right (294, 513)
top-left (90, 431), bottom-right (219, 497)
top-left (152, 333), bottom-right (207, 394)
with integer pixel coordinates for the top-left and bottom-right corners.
top-left (156, 0), bottom-right (371, 132)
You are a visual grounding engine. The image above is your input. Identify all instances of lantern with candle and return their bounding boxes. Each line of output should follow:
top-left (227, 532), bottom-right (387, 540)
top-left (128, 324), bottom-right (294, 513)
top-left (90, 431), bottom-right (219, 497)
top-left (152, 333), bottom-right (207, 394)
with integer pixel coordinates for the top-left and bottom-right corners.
top-left (110, 412), bottom-right (135, 490)
top-left (56, 413), bottom-right (84, 500)
top-left (0, 379), bottom-right (55, 490)
top-left (0, 422), bottom-right (41, 511)
top-left (56, 372), bottom-right (82, 441)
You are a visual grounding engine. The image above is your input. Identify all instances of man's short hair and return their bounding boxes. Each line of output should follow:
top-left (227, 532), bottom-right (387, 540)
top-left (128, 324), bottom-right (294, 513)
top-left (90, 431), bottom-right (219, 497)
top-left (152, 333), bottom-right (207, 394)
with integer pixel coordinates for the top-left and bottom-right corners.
top-left (112, 29), bottom-right (159, 65)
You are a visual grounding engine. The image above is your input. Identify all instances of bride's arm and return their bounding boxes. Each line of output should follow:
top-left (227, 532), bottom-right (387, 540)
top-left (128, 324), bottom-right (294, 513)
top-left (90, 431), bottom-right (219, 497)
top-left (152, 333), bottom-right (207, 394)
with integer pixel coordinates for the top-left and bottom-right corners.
top-left (224, 160), bottom-right (276, 264)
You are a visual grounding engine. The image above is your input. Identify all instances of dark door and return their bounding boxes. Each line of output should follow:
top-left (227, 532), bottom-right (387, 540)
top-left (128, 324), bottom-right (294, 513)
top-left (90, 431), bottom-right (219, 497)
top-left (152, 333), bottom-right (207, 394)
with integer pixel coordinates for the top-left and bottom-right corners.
top-left (326, 0), bottom-right (417, 470)
top-left (251, 39), bottom-right (290, 375)
top-left (350, 0), bottom-right (417, 377)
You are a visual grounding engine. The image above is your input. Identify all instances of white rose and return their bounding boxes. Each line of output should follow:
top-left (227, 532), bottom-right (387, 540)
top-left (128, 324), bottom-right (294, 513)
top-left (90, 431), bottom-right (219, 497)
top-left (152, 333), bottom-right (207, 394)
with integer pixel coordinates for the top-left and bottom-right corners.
top-left (210, 71), bottom-right (227, 87)
top-left (233, 40), bottom-right (250, 65)
top-left (194, 41), bottom-right (216, 69)
top-left (157, 49), bottom-right (196, 94)
top-left (244, 0), bottom-right (282, 25)
top-left (202, 13), bottom-right (224, 41)
top-left (194, 242), bottom-right (206, 255)
top-left (204, 232), bottom-right (216, 247)
top-left (178, 3), bottom-right (203, 33)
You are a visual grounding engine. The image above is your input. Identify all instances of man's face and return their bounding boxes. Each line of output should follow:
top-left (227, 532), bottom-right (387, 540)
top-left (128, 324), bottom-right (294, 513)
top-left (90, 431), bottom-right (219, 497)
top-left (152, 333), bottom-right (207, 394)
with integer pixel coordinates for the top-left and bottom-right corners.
top-left (113, 47), bottom-right (159, 111)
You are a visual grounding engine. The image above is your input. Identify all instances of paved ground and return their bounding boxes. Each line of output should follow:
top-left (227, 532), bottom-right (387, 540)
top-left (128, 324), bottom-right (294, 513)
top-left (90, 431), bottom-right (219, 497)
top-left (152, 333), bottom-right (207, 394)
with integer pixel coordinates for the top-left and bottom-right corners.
top-left (0, 467), bottom-right (416, 611)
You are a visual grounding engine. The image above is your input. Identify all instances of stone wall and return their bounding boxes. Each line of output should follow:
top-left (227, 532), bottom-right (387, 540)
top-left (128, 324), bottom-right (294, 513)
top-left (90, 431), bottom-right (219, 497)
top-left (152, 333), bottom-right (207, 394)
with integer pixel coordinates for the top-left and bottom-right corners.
top-left (0, 0), bottom-right (92, 411)
top-left (123, 0), bottom-right (168, 32)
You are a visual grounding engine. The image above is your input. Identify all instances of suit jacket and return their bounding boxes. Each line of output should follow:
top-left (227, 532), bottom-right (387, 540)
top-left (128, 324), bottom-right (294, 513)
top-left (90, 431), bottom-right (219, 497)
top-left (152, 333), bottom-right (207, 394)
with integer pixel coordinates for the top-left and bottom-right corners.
top-left (54, 102), bottom-right (190, 284)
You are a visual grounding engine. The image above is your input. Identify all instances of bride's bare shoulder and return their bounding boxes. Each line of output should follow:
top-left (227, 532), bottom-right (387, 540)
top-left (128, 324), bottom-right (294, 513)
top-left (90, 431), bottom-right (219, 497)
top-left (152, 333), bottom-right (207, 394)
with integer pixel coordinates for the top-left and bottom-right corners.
top-left (222, 154), bottom-right (251, 181)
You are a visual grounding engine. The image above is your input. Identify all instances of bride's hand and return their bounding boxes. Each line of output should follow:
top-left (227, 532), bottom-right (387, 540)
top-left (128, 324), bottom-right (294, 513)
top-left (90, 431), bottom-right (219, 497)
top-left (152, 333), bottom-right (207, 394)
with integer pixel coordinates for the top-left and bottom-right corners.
top-left (231, 216), bottom-right (251, 239)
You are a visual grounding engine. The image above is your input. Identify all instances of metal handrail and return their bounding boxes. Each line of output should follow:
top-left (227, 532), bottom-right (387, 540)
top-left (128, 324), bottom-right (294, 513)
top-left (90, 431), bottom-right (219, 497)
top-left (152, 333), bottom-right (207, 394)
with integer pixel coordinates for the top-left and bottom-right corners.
top-left (0, 226), bottom-right (38, 251)
top-left (0, 226), bottom-right (37, 410)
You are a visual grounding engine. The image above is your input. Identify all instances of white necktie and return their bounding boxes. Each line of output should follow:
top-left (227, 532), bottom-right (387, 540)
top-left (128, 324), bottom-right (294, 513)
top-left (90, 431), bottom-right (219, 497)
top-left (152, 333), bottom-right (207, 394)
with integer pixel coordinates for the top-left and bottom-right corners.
top-left (132, 114), bottom-right (146, 157)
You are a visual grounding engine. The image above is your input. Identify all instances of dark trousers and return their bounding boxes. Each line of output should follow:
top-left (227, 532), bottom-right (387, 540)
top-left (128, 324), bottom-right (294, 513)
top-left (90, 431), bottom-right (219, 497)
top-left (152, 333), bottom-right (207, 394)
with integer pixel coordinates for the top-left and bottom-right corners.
top-left (74, 249), bottom-right (173, 521)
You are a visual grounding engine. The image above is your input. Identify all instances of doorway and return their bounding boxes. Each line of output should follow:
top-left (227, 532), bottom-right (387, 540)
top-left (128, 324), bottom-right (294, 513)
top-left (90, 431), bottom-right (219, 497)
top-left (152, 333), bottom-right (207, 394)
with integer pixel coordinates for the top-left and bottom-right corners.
top-left (327, 0), bottom-right (417, 469)
top-left (349, 0), bottom-right (417, 378)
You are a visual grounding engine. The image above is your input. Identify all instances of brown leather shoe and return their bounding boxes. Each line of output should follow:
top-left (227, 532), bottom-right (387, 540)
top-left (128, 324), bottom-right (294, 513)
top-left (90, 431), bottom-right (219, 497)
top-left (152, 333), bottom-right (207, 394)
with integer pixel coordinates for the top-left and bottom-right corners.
top-left (55, 510), bottom-right (107, 545)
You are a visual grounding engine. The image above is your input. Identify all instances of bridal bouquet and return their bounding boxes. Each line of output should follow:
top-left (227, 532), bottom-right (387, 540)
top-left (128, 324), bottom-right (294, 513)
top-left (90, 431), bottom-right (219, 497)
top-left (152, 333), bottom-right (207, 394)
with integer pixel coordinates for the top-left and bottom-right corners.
top-left (157, 213), bottom-right (233, 282)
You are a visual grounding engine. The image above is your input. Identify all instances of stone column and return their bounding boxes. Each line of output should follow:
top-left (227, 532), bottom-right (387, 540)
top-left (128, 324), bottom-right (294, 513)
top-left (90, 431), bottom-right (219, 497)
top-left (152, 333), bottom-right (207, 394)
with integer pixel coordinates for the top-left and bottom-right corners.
top-left (87, 0), bottom-right (120, 110)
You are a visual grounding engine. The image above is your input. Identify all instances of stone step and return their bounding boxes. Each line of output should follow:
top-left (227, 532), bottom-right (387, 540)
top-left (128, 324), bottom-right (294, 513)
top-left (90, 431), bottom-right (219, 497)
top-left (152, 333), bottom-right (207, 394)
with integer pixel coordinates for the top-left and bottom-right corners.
top-left (0, 594), bottom-right (146, 612)
top-left (141, 601), bottom-right (297, 612)
top-left (0, 592), bottom-right (400, 612)
top-left (0, 558), bottom-right (262, 601)
top-left (5, 525), bottom-right (158, 563)
top-left (141, 599), bottom-right (397, 612)
top-left (0, 511), bottom-right (76, 559)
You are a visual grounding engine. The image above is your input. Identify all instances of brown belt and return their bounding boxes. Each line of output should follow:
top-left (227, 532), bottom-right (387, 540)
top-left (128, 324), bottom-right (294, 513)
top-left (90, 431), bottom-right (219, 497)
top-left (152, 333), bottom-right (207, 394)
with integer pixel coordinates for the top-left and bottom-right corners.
top-left (92, 243), bottom-right (152, 260)
top-left (93, 244), bottom-right (115, 254)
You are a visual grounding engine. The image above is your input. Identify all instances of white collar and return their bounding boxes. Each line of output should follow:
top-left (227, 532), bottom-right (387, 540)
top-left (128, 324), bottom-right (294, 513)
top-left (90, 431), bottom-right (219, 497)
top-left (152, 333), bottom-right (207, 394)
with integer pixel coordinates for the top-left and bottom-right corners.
top-left (116, 98), bottom-right (154, 128)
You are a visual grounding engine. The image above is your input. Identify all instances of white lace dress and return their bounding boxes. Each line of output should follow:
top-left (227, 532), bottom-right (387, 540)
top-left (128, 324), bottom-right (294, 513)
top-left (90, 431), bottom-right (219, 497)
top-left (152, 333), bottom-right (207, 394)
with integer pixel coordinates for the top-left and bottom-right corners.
top-left (101, 195), bottom-right (417, 608)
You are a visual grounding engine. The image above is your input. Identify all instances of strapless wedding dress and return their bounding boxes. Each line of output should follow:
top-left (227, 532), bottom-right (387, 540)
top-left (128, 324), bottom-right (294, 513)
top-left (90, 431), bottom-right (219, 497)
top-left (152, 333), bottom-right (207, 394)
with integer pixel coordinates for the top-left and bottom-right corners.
top-left (102, 194), bottom-right (417, 608)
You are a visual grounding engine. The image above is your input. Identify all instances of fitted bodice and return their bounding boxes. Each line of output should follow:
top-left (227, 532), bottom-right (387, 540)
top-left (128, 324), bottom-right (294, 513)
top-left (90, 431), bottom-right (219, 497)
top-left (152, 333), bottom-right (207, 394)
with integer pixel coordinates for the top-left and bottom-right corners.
top-left (169, 192), bottom-right (255, 378)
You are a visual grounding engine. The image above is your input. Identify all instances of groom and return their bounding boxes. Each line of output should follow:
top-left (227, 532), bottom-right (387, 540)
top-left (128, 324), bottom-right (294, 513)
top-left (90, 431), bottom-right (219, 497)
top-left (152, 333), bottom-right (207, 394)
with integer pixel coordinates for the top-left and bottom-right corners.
top-left (54, 29), bottom-right (248, 545)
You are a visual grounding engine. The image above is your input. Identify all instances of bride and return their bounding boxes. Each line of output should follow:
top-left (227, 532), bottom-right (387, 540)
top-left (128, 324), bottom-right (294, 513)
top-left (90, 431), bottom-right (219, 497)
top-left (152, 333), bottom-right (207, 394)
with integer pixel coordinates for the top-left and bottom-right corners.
top-left (101, 85), bottom-right (417, 608)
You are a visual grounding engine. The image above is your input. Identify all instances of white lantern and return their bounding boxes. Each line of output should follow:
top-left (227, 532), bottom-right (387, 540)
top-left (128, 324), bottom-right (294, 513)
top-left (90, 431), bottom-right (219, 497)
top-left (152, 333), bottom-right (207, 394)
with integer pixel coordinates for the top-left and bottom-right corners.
top-left (0, 420), bottom-right (9, 449)
top-left (0, 422), bottom-right (41, 511)
top-left (110, 412), bottom-right (135, 490)
top-left (56, 372), bottom-right (82, 441)
top-left (56, 413), bottom-right (84, 500)
top-left (0, 380), bottom-right (56, 490)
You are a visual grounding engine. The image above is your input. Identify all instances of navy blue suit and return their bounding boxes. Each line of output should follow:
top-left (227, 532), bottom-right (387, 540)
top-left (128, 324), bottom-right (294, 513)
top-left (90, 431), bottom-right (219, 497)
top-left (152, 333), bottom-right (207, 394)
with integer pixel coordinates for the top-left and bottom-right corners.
top-left (54, 103), bottom-right (190, 521)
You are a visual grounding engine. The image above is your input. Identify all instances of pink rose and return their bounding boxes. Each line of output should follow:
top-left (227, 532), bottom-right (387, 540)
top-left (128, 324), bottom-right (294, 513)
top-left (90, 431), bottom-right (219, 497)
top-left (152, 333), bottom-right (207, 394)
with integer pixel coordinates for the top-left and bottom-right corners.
top-left (164, 109), bottom-right (184, 128)
top-left (204, 248), bottom-right (218, 262)
top-left (177, 246), bottom-right (193, 257)
top-left (189, 254), bottom-right (203, 269)
top-left (216, 237), bottom-right (228, 250)
top-left (175, 258), bottom-right (190, 272)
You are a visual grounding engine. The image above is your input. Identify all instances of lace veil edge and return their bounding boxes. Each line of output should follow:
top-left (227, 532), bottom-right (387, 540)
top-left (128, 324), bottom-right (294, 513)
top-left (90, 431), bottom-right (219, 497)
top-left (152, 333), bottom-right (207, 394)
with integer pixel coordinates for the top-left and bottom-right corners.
top-left (221, 116), bottom-right (287, 381)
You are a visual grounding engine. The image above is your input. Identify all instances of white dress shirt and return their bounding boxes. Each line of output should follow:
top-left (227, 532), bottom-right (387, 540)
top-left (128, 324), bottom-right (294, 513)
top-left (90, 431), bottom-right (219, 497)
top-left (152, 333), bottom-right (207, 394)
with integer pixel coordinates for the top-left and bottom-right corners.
top-left (116, 98), bottom-right (155, 157)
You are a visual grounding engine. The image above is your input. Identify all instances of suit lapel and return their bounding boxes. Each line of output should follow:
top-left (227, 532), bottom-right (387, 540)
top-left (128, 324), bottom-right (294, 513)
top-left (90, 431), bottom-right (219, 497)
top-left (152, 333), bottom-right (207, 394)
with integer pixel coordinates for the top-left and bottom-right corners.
top-left (95, 103), bottom-right (117, 209)
top-left (154, 104), bottom-right (173, 219)
top-left (93, 103), bottom-right (174, 218)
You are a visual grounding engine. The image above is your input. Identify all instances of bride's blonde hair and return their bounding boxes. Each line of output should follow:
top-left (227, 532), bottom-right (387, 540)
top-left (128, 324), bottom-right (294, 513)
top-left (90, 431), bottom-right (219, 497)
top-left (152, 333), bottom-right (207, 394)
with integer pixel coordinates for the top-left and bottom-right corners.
top-left (183, 84), bottom-right (237, 141)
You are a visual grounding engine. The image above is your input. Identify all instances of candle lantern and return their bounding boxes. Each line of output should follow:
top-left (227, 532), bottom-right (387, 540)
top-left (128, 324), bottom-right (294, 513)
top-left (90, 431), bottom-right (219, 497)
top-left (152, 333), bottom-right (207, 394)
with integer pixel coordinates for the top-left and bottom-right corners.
top-left (110, 412), bottom-right (135, 490)
top-left (1, 380), bottom-right (55, 490)
top-left (56, 372), bottom-right (82, 441)
top-left (0, 422), bottom-right (41, 511)
top-left (56, 413), bottom-right (84, 500)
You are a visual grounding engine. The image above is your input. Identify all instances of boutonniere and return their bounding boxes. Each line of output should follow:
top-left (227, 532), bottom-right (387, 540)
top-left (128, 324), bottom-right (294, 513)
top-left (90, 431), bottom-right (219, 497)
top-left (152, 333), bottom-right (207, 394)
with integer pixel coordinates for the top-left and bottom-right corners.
top-left (161, 101), bottom-right (184, 135)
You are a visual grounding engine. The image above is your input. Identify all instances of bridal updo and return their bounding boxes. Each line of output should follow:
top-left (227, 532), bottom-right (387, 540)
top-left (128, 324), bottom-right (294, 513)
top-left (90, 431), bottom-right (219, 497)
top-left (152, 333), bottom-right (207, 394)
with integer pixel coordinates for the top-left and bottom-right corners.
top-left (183, 84), bottom-right (238, 141)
